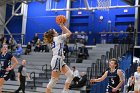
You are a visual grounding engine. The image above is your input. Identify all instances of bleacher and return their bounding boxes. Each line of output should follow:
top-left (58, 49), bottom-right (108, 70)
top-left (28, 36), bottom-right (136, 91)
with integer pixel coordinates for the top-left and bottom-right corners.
top-left (2, 44), bottom-right (124, 93)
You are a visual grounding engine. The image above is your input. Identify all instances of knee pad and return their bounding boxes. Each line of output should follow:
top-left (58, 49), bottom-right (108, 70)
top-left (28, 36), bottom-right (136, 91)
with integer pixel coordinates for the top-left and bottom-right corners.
top-left (65, 70), bottom-right (74, 83)
top-left (47, 77), bottom-right (58, 90)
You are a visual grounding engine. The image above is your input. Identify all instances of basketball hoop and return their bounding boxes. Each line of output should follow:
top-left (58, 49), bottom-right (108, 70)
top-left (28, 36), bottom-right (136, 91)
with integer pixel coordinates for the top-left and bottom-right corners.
top-left (97, 0), bottom-right (111, 11)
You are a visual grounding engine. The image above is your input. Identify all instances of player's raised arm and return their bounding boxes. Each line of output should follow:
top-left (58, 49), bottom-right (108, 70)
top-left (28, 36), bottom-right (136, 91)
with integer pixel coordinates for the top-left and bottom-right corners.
top-left (56, 15), bottom-right (72, 38)
top-left (60, 24), bottom-right (72, 38)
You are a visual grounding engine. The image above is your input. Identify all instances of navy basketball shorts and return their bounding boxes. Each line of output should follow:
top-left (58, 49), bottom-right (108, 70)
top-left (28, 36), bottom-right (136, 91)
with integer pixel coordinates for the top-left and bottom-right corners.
top-left (0, 70), bottom-right (11, 81)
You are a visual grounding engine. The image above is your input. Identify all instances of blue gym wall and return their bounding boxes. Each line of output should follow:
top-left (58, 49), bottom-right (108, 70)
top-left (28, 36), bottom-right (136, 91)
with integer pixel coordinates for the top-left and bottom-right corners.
top-left (5, 4), bottom-right (22, 43)
top-left (26, 0), bottom-right (135, 44)
top-left (26, 1), bottom-right (67, 43)
top-left (70, 0), bottom-right (135, 44)
top-left (6, 0), bottom-right (137, 44)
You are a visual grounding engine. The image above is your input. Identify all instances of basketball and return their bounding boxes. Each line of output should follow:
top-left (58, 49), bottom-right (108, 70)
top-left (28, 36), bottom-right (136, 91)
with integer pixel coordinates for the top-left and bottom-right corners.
top-left (56, 15), bottom-right (67, 25)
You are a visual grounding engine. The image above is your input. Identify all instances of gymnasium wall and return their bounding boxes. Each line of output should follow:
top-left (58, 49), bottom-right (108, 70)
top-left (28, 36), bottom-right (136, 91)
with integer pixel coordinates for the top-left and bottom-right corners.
top-left (26, 1), bottom-right (67, 43)
top-left (5, 0), bottom-right (137, 44)
top-left (5, 4), bottom-right (23, 34)
top-left (70, 0), bottom-right (135, 44)
top-left (5, 4), bottom-right (23, 43)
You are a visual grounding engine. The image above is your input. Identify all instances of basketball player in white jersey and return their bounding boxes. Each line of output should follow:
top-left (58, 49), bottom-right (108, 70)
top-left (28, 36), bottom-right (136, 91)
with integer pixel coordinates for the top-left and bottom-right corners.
top-left (133, 66), bottom-right (140, 93)
top-left (44, 24), bottom-right (74, 93)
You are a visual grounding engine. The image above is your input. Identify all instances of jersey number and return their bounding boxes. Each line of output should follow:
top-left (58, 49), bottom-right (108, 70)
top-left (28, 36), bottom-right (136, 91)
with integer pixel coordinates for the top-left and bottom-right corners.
top-left (111, 78), bottom-right (115, 84)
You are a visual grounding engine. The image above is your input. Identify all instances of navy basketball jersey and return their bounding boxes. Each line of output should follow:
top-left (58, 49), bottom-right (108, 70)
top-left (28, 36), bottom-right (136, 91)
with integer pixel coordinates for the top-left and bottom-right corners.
top-left (106, 69), bottom-right (120, 93)
top-left (0, 53), bottom-right (13, 71)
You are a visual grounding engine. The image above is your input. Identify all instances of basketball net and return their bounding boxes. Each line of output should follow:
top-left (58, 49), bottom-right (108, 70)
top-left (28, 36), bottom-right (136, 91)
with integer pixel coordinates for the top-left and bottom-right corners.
top-left (97, 0), bottom-right (111, 11)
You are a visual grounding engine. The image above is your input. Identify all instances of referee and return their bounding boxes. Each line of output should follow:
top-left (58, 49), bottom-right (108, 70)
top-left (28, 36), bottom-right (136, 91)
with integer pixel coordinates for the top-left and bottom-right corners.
top-left (15, 59), bottom-right (30, 93)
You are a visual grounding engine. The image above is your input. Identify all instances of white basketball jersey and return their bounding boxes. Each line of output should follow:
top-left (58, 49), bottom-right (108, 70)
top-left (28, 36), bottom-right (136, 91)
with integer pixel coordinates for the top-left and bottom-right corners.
top-left (134, 72), bottom-right (140, 83)
top-left (50, 34), bottom-right (67, 57)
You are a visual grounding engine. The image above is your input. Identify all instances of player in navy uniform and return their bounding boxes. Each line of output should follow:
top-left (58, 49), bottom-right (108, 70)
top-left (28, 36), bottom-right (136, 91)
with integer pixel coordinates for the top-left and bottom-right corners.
top-left (90, 58), bottom-right (124, 93)
top-left (0, 44), bottom-right (18, 92)
top-left (44, 21), bottom-right (74, 92)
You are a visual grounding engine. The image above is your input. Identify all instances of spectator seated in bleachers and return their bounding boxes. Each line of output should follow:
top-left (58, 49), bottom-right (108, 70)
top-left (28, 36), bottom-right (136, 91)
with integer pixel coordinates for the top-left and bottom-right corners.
top-left (127, 74), bottom-right (134, 93)
top-left (124, 74), bottom-right (134, 93)
top-left (126, 24), bottom-right (134, 45)
top-left (72, 66), bottom-right (81, 85)
top-left (70, 72), bottom-right (87, 89)
top-left (78, 44), bottom-right (89, 59)
top-left (34, 39), bottom-right (41, 52)
top-left (31, 33), bottom-right (39, 46)
top-left (73, 40), bottom-right (83, 51)
top-left (9, 37), bottom-right (16, 52)
top-left (25, 42), bottom-right (32, 55)
top-left (113, 33), bottom-right (119, 44)
top-left (40, 41), bottom-right (49, 52)
top-left (14, 44), bottom-right (23, 57)
top-left (2, 37), bottom-right (9, 45)
top-left (68, 46), bottom-right (74, 55)
top-left (63, 42), bottom-right (69, 57)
